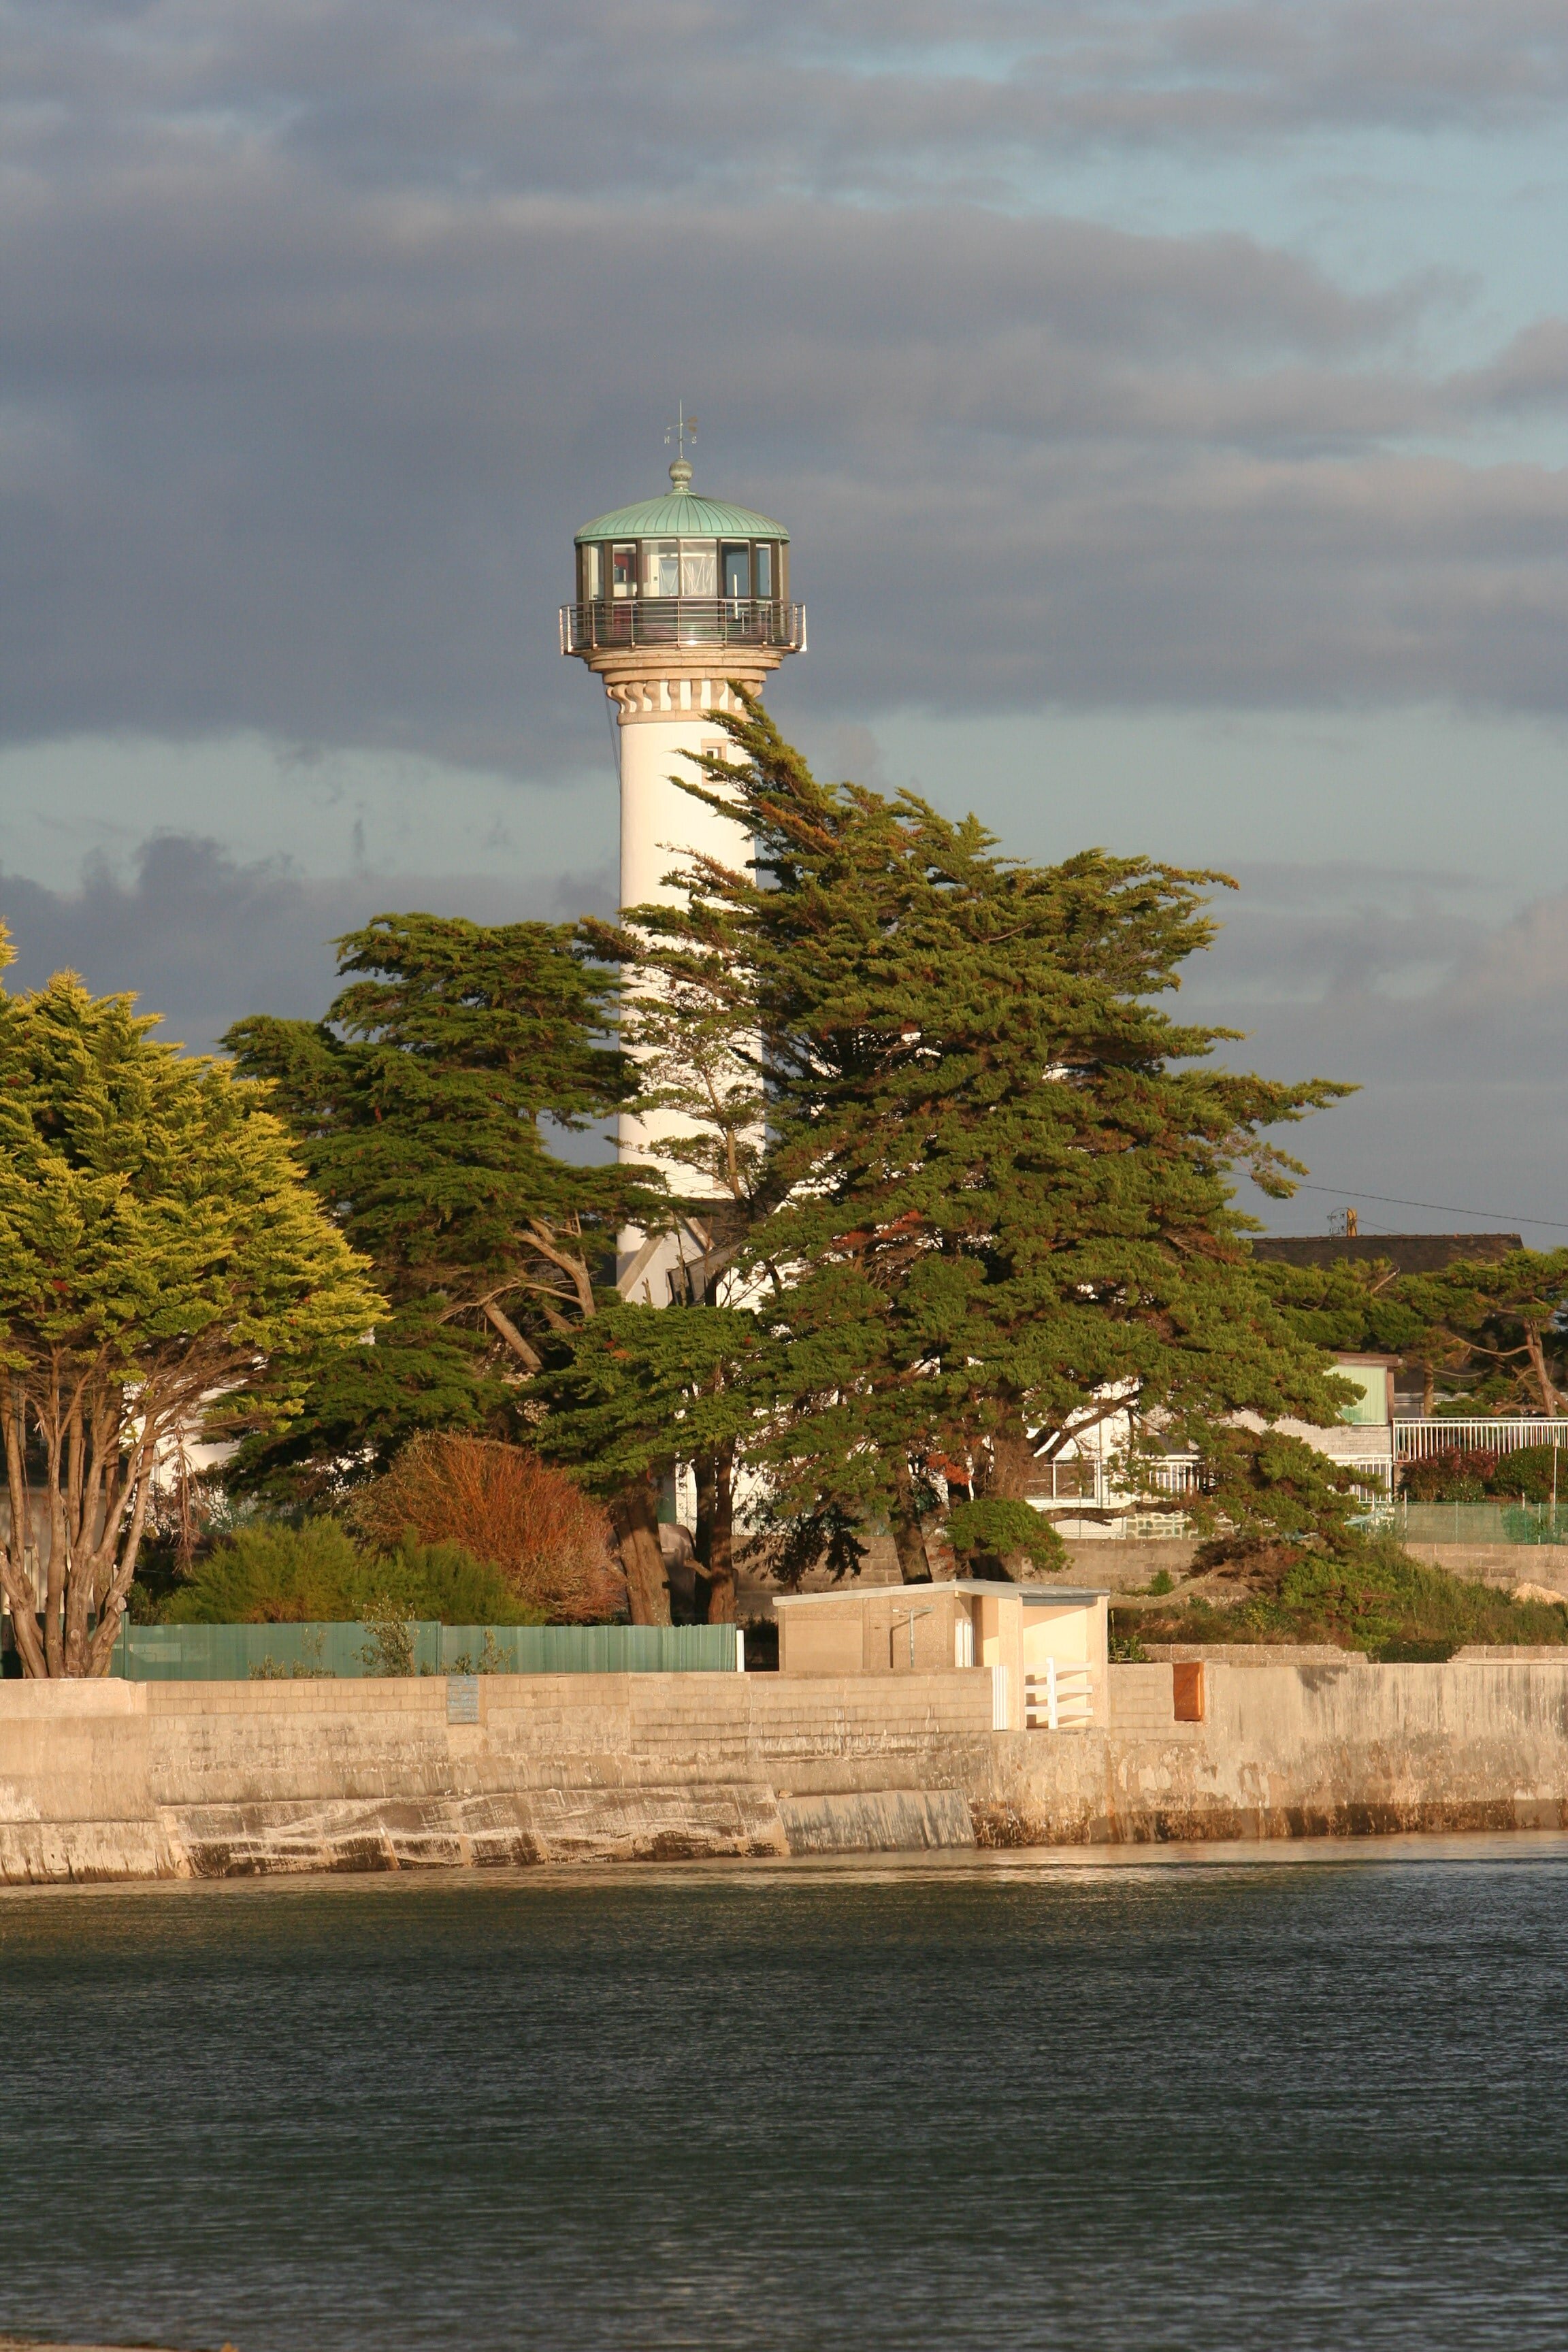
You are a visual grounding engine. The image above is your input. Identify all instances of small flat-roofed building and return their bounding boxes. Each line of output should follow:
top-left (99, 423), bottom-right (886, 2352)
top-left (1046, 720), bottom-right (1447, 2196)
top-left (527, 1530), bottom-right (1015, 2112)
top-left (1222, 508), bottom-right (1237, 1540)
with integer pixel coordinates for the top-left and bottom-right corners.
top-left (772, 1580), bottom-right (1109, 1731)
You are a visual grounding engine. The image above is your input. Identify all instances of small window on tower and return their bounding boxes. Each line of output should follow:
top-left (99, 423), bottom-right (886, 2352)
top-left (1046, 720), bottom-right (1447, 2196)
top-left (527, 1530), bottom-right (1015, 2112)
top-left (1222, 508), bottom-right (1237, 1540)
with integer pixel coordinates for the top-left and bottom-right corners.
top-left (754, 542), bottom-right (773, 598)
top-left (610, 544), bottom-right (637, 598)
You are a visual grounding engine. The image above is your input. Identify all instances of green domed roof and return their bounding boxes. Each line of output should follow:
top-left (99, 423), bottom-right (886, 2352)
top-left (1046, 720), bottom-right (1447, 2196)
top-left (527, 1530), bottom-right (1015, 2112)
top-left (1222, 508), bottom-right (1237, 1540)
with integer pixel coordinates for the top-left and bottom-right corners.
top-left (574, 471), bottom-right (788, 546)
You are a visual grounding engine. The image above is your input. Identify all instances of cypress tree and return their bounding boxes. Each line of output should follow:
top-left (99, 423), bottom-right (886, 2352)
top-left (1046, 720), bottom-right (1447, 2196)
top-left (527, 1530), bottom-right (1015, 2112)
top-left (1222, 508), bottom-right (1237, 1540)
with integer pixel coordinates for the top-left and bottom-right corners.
top-left (598, 702), bottom-right (1354, 1580)
top-left (224, 913), bottom-right (677, 1620)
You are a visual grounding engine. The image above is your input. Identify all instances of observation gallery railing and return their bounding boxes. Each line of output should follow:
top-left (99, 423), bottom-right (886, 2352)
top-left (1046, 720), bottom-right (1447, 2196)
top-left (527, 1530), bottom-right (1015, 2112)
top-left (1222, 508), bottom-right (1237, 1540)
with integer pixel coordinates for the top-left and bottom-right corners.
top-left (559, 598), bottom-right (807, 654)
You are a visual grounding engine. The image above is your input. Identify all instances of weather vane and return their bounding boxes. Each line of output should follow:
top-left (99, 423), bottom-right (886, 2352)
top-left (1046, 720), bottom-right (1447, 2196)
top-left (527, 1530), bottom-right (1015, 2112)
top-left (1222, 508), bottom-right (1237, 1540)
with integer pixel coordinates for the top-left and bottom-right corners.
top-left (664, 402), bottom-right (698, 466)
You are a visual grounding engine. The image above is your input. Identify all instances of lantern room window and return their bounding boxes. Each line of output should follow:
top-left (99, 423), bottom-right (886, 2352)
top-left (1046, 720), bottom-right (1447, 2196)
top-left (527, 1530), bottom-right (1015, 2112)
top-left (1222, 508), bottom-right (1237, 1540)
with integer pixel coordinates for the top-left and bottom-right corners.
top-left (721, 543), bottom-right (751, 599)
top-left (754, 542), bottom-right (773, 598)
top-left (680, 541), bottom-right (717, 595)
top-left (610, 543), bottom-right (638, 598)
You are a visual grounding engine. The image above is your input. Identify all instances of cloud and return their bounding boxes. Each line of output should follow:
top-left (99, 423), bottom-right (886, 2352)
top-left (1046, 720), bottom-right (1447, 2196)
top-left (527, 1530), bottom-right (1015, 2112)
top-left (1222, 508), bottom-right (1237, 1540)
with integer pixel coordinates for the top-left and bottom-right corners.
top-left (14, 3), bottom-right (1567, 199)
top-left (0, 0), bottom-right (1567, 771)
top-left (0, 833), bottom-right (612, 1054)
top-left (1185, 864), bottom-right (1568, 1237)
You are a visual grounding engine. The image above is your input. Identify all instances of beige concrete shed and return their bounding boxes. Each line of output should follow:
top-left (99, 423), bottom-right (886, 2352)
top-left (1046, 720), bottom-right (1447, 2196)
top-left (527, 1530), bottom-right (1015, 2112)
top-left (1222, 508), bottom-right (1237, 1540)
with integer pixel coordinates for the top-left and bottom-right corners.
top-left (773, 1579), bottom-right (1110, 1731)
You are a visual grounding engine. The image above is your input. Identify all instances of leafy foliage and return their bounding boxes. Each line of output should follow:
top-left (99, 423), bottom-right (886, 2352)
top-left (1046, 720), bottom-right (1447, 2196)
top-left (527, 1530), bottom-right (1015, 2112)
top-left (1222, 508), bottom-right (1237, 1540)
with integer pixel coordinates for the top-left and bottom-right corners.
top-left (1256, 1250), bottom-right (1568, 1416)
top-left (534, 1300), bottom-right (768, 1620)
top-left (1401, 1442), bottom-right (1565, 1503)
top-left (592, 698), bottom-right (1353, 1580)
top-left (161, 1519), bottom-right (544, 1625)
top-left (0, 932), bottom-right (384, 1676)
top-left (349, 1434), bottom-right (623, 1622)
top-left (1124, 1535), bottom-right (1568, 1659)
top-left (1181, 1427), bottom-right (1366, 1553)
top-left (223, 913), bottom-right (662, 1501)
top-left (944, 1497), bottom-right (1068, 1576)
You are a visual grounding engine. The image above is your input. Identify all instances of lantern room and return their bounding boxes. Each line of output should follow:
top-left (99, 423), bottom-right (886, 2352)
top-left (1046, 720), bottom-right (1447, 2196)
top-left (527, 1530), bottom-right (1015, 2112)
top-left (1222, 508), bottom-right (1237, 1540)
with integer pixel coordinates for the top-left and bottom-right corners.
top-left (561, 455), bottom-right (804, 655)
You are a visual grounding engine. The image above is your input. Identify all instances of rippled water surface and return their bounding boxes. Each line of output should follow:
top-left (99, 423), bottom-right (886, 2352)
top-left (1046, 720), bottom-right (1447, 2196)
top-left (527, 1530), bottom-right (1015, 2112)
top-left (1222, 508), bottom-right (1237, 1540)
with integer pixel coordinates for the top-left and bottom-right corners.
top-left (3, 1840), bottom-right (1568, 2350)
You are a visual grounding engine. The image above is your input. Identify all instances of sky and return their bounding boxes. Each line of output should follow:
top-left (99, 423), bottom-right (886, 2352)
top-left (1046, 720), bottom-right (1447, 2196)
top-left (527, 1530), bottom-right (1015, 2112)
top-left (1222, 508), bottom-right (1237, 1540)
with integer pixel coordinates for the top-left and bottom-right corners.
top-left (3, 0), bottom-right (1568, 1239)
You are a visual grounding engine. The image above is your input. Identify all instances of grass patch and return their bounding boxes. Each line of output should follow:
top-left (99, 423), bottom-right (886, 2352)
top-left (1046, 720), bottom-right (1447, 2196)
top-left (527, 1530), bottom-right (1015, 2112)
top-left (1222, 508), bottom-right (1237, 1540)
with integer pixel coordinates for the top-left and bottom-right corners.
top-left (1117, 1535), bottom-right (1568, 1662)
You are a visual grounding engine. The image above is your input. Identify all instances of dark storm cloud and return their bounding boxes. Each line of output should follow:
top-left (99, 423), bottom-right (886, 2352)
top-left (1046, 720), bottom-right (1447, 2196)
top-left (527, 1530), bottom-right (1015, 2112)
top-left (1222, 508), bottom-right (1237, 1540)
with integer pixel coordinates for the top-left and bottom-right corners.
top-left (1170, 864), bottom-right (1568, 1235)
top-left (0, 834), bottom-right (612, 1054)
top-left (13, 3), bottom-right (1566, 197)
top-left (1198, 858), bottom-right (1568, 1051)
top-left (1, 0), bottom-right (1567, 767)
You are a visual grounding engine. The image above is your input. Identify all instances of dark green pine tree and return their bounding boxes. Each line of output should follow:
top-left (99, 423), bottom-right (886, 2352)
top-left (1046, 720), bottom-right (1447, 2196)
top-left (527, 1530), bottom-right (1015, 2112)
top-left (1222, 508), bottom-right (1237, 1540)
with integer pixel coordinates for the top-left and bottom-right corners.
top-left (223, 913), bottom-right (677, 1620)
top-left (1258, 1247), bottom-right (1568, 1418)
top-left (533, 1299), bottom-right (770, 1622)
top-left (606, 698), bottom-right (1358, 1580)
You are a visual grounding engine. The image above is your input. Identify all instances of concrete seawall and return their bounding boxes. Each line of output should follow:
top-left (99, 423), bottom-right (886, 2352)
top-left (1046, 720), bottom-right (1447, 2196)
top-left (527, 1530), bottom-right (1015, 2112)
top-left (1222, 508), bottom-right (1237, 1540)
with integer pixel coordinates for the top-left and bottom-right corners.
top-left (4, 1660), bottom-right (1568, 1881)
top-left (981, 1656), bottom-right (1568, 1844)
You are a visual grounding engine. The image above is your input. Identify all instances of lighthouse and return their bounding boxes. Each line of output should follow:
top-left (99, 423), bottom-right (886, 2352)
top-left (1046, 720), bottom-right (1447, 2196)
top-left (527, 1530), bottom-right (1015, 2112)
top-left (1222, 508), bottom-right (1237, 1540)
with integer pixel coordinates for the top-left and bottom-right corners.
top-left (560, 423), bottom-right (804, 1290)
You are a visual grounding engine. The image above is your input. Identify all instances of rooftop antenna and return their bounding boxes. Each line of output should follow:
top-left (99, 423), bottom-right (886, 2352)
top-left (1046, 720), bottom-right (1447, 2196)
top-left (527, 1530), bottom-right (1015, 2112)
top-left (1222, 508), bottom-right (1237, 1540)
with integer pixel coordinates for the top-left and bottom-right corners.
top-left (664, 402), bottom-right (697, 491)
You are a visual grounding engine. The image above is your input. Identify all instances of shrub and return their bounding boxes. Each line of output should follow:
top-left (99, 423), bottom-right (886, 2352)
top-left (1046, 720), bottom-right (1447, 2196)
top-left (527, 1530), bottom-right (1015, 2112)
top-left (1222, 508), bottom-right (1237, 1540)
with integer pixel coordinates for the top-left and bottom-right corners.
top-left (1121, 1533), bottom-right (1568, 1660)
top-left (1400, 1447), bottom-right (1497, 1503)
top-left (1401, 1442), bottom-right (1567, 1503)
top-left (163, 1518), bottom-right (364, 1622)
top-left (163, 1520), bottom-right (545, 1626)
top-left (350, 1435), bottom-right (624, 1622)
top-left (1489, 1444), bottom-right (1565, 1504)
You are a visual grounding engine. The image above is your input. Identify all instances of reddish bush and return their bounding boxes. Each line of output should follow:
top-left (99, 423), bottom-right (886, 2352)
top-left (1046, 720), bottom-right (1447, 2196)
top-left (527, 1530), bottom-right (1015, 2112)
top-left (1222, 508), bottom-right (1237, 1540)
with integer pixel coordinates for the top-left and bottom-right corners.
top-left (1399, 1446), bottom-right (1499, 1503)
top-left (352, 1436), bottom-right (624, 1623)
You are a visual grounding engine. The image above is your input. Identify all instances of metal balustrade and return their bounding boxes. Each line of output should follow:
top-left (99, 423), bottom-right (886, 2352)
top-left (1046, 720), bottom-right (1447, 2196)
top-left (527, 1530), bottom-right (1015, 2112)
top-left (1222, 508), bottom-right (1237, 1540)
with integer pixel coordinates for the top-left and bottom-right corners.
top-left (1392, 1419), bottom-right (1568, 1461)
top-left (559, 598), bottom-right (806, 653)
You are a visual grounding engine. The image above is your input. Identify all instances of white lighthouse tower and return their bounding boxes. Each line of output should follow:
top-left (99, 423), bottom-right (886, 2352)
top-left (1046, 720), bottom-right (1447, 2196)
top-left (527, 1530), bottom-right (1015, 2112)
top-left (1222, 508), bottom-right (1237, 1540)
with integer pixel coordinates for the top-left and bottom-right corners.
top-left (560, 422), bottom-right (804, 1295)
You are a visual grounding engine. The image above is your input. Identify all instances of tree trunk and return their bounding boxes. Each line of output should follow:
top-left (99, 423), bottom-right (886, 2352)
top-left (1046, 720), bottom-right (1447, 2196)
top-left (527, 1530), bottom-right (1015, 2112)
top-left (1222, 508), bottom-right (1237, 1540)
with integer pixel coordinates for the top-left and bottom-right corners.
top-left (979, 1423), bottom-right (1036, 1578)
top-left (890, 1458), bottom-right (932, 1584)
top-left (608, 1477), bottom-right (672, 1625)
top-left (986, 1426), bottom-right (1035, 1501)
top-left (696, 1441), bottom-right (737, 1622)
top-left (1, 1386), bottom-right (46, 1678)
top-left (1525, 1324), bottom-right (1564, 1416)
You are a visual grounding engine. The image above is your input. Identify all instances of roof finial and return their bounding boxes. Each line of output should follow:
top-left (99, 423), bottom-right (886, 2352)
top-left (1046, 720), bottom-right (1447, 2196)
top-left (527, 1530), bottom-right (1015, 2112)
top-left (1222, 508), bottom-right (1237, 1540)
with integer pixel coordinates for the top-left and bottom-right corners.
top-left (664, 400), bottom-right (697, 494)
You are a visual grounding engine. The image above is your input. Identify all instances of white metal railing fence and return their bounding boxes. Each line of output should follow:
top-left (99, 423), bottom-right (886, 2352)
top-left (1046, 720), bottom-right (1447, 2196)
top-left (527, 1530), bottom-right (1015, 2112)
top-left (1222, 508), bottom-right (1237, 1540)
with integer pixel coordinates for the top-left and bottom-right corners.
top-left (1039, 1448), bottom-right (1392, 1520)
top-left (1024, 1659), bottom-right (1094, 1731)
top-left (1392, 1420), bottom-right (1568, 1462)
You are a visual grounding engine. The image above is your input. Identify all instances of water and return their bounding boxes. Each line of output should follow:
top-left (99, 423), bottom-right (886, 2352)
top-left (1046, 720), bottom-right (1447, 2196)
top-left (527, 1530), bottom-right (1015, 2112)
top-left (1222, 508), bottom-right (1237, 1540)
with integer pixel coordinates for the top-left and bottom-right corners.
top-left (2, 1839), bottom-right (1567, 2351)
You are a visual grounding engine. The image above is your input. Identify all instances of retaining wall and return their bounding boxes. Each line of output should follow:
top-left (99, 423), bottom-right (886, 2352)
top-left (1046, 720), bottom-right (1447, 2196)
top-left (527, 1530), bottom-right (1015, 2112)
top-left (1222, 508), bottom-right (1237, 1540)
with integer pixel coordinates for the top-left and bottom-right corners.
top-left (0, 1670), bottom-right (996, 1882)
top-left (5, 1659), bottom-right (1568, 1882)
top-left (979, 1656), bottom-right (1568, 1845)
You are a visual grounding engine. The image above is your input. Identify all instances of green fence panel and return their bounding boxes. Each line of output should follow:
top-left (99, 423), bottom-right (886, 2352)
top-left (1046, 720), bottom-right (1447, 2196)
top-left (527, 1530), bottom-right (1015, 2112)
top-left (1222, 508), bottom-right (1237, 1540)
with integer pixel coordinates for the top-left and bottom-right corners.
top-left (436, 1623), bottom-right (738, 1673)
top-left (1395, 1503), bottom-right (1568, 1548)
top-left (111, 1620), bottom-right (740, 1680)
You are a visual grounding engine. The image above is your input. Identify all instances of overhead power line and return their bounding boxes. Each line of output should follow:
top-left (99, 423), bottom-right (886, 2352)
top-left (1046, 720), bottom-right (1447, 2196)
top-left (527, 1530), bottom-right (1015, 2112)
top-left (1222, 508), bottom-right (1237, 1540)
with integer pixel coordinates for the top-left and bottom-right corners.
top-left (1284, 1181), bottom-right (1568, 1234)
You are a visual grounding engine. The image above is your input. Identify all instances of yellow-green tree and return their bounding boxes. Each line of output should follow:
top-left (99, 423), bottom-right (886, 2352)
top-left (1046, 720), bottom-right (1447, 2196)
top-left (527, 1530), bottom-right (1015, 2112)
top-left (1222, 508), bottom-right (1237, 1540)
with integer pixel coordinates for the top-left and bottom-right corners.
top-left (0, 933), bottom-right (385, 1676)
